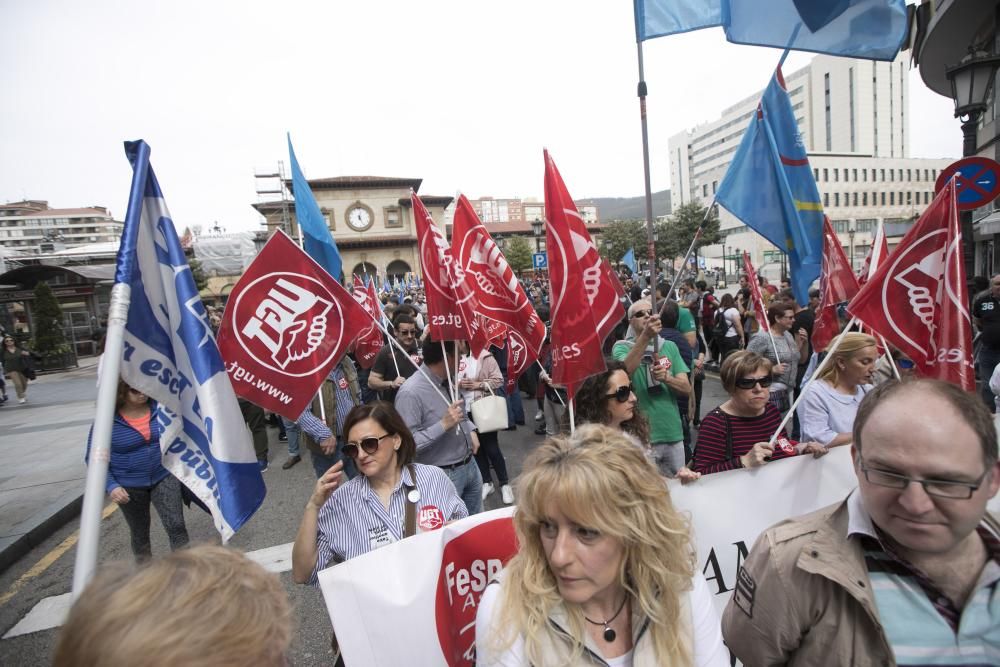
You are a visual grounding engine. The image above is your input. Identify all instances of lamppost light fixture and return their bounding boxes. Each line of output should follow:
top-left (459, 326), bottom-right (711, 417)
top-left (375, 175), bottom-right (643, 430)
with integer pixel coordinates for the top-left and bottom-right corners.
top-left (531, 218), bottom-right (544, 238)
top-left (946, 49), bottom-right (1000, 119)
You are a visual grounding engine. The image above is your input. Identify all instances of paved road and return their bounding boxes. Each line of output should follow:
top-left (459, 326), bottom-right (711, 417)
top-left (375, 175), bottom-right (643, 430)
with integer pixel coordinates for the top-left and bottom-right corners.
top-left (0, 365), bottom-right (728, 666)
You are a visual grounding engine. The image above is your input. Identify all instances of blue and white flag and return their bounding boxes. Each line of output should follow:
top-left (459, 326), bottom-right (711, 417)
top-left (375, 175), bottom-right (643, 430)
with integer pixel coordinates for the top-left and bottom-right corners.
top-left (634, 0), bottom-right (908, 61)
top-left (117, 140), bottom-right (265, 540)
top-left (288, 133), bottom-right (344, 283)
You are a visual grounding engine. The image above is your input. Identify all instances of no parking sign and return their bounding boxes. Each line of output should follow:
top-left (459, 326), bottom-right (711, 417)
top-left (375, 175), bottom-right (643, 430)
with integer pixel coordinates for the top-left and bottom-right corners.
top-left (935, 156), bottom-right (1000, 211)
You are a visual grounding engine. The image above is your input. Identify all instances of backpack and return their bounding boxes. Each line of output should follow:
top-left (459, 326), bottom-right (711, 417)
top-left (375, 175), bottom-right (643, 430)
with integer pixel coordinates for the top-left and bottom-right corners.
top-left (712, 310), bottom-right (731, 339)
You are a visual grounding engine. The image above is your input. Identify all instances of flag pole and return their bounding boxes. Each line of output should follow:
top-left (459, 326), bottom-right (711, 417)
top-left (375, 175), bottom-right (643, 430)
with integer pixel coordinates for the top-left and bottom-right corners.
top-left (536, 360), bottom-right (566, 407)
top-left (72, 283), bottom-right (129, 598)
top-left (635, 40), bottom-right (658, 315)
top-left (665, 213), bottom-right (711, 308)
top-left (768, 316), bottom-right (857, 446)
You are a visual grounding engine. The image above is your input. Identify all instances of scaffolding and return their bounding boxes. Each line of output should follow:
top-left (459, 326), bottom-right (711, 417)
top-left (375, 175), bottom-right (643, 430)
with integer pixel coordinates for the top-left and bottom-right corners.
top-left (253, 162), bottom-right (293, 237)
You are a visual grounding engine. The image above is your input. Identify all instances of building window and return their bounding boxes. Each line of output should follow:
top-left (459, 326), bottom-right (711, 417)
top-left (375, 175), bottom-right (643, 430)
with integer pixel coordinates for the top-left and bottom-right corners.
top-left (881, 192), bottom-right (886, 205)
top-left (880, 169), bottom-right (886, 181)
top-left (906, 169), bottom-right (911, 181)
top-left (712, 180), bottom-right (718, 194)
top-left (824, 192), bottom-right (830, 207)
top-left (849, 67), bottom-right (856, 152)
top-left (814, 168), bottom-right (819, 181)
top-left (384, 206), bottom-right (402, 228)
top-left (853, 192), bottom-right (858, 206)
top-left (906, 191), bottom-right (912, 205)
top-left (703, 184), bottom-right (708, 197)
top-left (834, 169), bottom-right (839, 182)
top-left (824, 73), bottom-right (832, 152)
top-left (852, 168), bottom-right (858, 182)
top-left (890, 192), bottom-right (895, 205)
top-left (834, 193), bottom-right (840, 207)
top-left (862, 192), bottom-right (868, 206)
top-left (898, 169), bottom-right (904, 181)
top-left (823, 168), bottom-right (829, 181)
top-left (890, 170), bottom-right (894, 182)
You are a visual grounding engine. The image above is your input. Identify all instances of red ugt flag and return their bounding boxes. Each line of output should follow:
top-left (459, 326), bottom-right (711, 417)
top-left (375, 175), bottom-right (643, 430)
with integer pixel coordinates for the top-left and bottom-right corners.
top-left (351, 275), bottom-right (384, 369)
top-left (742, 252), bottom-right (770, 334)
top-left (216, 231), bottom-right (372, 420)
top-left (412, 192), bottom-right (490, 353)
top-left (451, 194), bottom-right (546, 387)
top-left (847, 179), bottom-right (973, 390)
top-left (543, 150), bottom-right (623, 398)
top-left (813, 217), bottom-right (861, 352)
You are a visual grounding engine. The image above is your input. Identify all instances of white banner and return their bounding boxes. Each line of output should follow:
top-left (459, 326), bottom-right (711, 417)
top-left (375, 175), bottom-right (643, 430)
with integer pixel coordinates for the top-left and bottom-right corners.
top-left (319, 447), bottom-right (861, 666)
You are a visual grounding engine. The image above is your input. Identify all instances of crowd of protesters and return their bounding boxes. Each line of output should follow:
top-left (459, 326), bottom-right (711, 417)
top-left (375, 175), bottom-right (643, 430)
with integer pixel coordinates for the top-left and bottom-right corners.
top-left (66, 270), bottom-right (999, 666)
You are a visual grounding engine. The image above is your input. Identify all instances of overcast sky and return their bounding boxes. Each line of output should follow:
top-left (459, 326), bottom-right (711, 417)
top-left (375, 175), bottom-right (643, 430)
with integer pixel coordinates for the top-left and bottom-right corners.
top-left (1, 1), bottom-right (959, 232)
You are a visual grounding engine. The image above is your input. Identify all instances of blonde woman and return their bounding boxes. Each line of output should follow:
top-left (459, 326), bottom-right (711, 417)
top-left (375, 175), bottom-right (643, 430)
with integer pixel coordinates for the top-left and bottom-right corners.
top-left (796, 332), bottom-right (878, 447)
top-left (475, 424), bottom-right (727, 666)
top-left (53, 545), bottom-right (291, 667)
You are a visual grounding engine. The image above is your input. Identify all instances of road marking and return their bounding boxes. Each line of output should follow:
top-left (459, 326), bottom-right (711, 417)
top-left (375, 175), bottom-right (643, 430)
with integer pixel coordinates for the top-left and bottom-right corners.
top-left (3, 538), bottom-right (295, 639)
top-left (0, 503), bottom-right (118, 608)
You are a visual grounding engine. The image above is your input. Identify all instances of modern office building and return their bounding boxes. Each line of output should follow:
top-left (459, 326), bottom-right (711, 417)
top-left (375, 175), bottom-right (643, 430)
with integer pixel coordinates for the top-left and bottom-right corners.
top-left (668, 52), bottom-right (957, 277)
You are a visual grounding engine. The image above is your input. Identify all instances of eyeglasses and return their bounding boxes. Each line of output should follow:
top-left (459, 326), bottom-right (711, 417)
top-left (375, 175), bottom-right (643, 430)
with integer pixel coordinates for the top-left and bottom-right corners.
top-left (397, 329), bottom-right (416, 338)
top-left (631, 310), bottom-right (652, 319)
top-left (343, 434), bottom-right (393, 459)
top-left (858, 459), bottom-right (988, 499)
top-left (734, 376), bottom-right (773, 390)
top-left (605, 384), bottom-right (634, 403)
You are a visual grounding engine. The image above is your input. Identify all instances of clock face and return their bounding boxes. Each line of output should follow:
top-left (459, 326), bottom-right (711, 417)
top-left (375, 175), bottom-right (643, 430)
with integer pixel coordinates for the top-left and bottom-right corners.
top-left (347, 206), bottom-right (372, 231)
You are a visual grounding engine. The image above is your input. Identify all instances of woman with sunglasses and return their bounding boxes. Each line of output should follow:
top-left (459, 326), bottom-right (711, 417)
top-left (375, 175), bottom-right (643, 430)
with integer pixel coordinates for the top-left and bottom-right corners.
top-left (84, 380), bottom-right (189, 560)
top-left (797, 332), bottom-right (878, 448)
top-left (692, 352), bottom-right (827, 475)
top-left (291, 401), bottom-right (468, 584)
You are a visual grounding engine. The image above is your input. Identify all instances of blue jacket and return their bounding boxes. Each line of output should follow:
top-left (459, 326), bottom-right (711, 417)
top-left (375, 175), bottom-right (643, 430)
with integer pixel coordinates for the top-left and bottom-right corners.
top-left (85, 404), bottom-right (169, 493)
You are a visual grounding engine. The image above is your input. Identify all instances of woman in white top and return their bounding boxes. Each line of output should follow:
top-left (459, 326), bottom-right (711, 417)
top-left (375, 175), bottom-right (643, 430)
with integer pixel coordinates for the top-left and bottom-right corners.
top-left (715, 293), bottom-right (744, 362)
top-left (456, 341), bottom-right (511, 504)
top-left (797, 332), bottom-right (878, 447)
top-left (475, 424), bottom-right (728, 666)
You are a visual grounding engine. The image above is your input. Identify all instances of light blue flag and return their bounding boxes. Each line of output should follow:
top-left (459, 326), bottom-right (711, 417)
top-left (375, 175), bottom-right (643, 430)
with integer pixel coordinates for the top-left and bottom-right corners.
top-left (118, 140), bottom-right (265, 540)
top-left (621, 247), bottom-right (638, 275)
top-left (715, 63), bottom-right (823, 306)
top-left (635, 0), bottom-right (908, 61)
top-left (287, 134), bottom-right (343, 282)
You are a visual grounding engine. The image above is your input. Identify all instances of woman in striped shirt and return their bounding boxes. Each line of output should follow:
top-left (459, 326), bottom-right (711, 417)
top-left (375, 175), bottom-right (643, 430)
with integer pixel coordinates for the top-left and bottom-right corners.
top-left (691, 352), bottom-right (827, 475)
top-left (291, 401), bottom-right (468, 585)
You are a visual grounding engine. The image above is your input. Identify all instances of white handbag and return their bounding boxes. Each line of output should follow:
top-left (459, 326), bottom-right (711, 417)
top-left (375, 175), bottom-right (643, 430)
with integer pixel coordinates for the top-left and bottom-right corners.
top-left (470, 383), bottom-right (509, 434)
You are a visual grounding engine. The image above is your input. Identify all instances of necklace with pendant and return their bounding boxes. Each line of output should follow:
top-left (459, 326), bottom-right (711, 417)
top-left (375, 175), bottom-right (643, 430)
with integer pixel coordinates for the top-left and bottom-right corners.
top-left (583, 595), bottom-right (628, 642)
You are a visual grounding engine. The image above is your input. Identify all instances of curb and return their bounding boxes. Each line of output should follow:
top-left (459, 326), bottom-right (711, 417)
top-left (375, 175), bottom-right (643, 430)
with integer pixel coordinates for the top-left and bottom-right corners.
top-left (0, 494), bottom-right (83, 575)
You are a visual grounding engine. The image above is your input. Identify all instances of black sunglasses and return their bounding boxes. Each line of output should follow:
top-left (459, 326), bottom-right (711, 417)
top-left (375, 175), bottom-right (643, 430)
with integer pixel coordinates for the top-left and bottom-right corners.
top-left (343, 434), bottom-right (393, 459)
top-left (734, 376), bottom-right (773, 390)
top-left (606, 384), bottom-right (634, 403)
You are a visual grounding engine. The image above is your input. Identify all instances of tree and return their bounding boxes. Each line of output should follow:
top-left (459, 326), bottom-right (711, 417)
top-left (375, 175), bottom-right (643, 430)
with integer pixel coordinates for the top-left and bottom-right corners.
top-left (660, 201), bottom-right (721, 261)
top-left (601, 219), bottom-right (647, 265)
top-left (32, 282), bottom-right (69, 357)
top-left (504, 235), bottom-right (533, 274)
top-left (188, 257), bottom-right (209, 292)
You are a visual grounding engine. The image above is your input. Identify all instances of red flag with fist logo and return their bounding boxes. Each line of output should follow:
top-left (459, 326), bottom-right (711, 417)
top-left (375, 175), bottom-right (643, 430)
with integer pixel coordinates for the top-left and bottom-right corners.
top-left (543, 150), bottom-right (623, 398)
top-left (351, 274), bottom-right (384, 370)
top-left (451, 194), bottom-right (545, 387)
top-left (847, 179), bottom-right (973, 390)
top-left (412, 192), bottom-right (490, 353)
top-left (813, 217), bottom-right (861, 353)
top-left (216, 230), bottom-right (372, 420)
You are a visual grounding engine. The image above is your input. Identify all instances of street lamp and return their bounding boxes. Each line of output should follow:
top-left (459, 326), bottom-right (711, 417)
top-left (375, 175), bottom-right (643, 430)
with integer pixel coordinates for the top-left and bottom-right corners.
top-left (531, 218), bottom-right (544, 253)
top-left (946, 48), bottom-right (1000, 282)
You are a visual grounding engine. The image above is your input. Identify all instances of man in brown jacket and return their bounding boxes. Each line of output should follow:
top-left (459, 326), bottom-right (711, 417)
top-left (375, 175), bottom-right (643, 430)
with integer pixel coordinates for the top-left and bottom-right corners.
top-left (722, 378), bottom-right (1000, 666)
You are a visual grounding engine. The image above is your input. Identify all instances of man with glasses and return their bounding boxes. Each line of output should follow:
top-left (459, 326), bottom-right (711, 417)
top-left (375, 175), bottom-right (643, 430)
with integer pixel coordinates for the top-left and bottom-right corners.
top-left (612, 299), bottom-right (690, 477)
top-left (723, 379), bottom-right (1000, 665)
top-left (973, 274), bottom-right (1000, 412)
top-left (368, 314), bottom-right (422, 403)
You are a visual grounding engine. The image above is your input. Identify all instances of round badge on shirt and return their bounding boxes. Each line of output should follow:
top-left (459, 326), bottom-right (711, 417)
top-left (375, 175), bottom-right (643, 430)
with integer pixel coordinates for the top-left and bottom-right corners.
top-left (338, 377), bottom-right (349, 390)
top-left (418, 505), bottom-right (444, 532)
